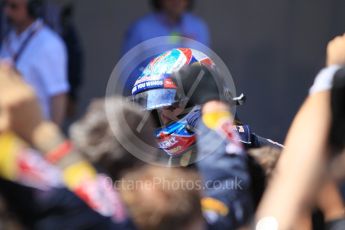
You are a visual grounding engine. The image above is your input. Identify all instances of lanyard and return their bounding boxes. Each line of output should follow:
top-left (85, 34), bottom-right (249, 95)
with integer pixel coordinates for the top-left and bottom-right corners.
top-left (4, 22), bottom-right (43, 66)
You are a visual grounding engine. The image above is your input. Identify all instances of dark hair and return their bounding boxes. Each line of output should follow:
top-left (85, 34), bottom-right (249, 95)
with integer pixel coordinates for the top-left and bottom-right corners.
top-left (329, 67), bottom-right (345, 155)
top-left (70, 97), bottom-right (159, 181)
top-left (61, 4), bottom-right (74, 18)
top-left (150, 0), bottom-right (194, 11)
top-left (27, 0), bottom-right (44, 18)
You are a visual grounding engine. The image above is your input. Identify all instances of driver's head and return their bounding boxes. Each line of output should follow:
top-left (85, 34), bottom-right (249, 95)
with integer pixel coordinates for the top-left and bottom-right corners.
top-left (131, 48), bottom-right (215, 157)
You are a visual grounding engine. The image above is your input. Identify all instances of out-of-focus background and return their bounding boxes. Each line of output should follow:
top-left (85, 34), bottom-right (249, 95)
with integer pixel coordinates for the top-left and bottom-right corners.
top-left (53, 0), bottom-right (345, 142)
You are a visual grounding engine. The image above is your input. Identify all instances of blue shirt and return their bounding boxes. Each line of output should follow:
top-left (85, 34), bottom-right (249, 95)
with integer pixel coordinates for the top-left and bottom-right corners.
top-left (0, 20), bottom-right (68, 119)
top-left (122, 12), bottom-right (210, 54)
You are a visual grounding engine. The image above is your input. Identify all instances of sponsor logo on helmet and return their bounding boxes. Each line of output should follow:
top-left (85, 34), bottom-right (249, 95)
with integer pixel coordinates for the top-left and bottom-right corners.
top-left (132, 80), bottom-right (164, 94)
top-left (163, 78), bottom-right (177, 89)
top-left (158, 136), bottom-right (178, 149)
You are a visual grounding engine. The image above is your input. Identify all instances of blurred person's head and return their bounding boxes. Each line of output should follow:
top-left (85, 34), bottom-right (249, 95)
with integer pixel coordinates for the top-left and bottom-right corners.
top-left (69, 97), bottom-right (158, 181)
top-left (3, 0), bottom-right (42, 31)
top-left (151, 0), bottom-right (193, 19)
top-left (248, 147), bottom-right (282, 179)
top-left (118, 166), bottom-right (205, 230)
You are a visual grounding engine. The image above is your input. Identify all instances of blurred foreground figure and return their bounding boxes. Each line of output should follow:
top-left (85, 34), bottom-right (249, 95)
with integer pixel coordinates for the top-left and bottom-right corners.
top-left (0, 0), bottom-right (68, 125)
top-left (119, 166), bottom-right (204, 230)
top-left (0, 63), bottom-right (207, 229)
top-left (69, 97), bottom-right (157, 181)
top-left (256, 34), bottom-right (345, 230)
top-left (0, 63), bottom-right (136, 229)
top-left (67, 96), bottom-right (207, 230)
top-left (122, 0), bottom-right (210, 54)
top-left (69, 98), bottom-right (206, 230)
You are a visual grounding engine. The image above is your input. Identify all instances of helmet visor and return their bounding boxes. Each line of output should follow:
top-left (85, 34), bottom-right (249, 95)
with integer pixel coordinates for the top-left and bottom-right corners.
top-left (132, 89), bottom-right (178, 110)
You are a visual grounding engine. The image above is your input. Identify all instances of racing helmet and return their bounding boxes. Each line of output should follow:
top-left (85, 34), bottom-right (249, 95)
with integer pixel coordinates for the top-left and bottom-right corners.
top-left (131, 48), bottom-right (215, 110)
top-left (131, 48), bottom-right (240, 157)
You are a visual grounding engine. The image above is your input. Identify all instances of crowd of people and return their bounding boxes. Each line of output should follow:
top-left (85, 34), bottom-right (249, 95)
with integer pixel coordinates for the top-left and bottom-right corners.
top-left (0, 0), bottom-right (345, 230)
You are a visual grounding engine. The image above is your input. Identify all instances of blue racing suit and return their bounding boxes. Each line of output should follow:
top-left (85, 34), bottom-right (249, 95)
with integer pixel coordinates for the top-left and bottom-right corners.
top-left (196, 119), bottom-right (255, 229)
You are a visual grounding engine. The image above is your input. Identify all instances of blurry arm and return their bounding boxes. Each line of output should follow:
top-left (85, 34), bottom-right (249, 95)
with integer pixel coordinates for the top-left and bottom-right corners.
top-left (0, 63), bottom-right (95, 185)
top-left (294, 212), bottom-right (312, 230)
top-left (0, 64), bottom-right (129, 221)
top-left (51, 93), bottom-right (67, 126)
top-left (317, 179), bottom-right (345, 222)
top-left (327, 34), bottom-right (345, 67)
top-left (256, 33), bottom-right (345, 230)
top-left (202, 100), bottom-right (229, 113)
top-left (256, 91), bottom-right (330, 229)
top-left (198, 101), bottom-right (254, 229)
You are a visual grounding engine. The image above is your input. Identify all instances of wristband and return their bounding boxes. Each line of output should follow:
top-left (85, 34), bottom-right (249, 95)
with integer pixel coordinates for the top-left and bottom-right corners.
top-left (45, 141), bottom-right (73, 164)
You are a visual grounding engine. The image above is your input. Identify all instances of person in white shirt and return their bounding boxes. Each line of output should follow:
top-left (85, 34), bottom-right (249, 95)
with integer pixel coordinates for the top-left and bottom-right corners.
top-left (1, 0), bottom-right (68, 125)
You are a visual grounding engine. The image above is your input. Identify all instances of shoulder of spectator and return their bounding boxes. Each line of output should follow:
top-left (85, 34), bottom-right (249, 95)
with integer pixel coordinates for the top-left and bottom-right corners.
top-left (35, 26), bottom-right (67, 55)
